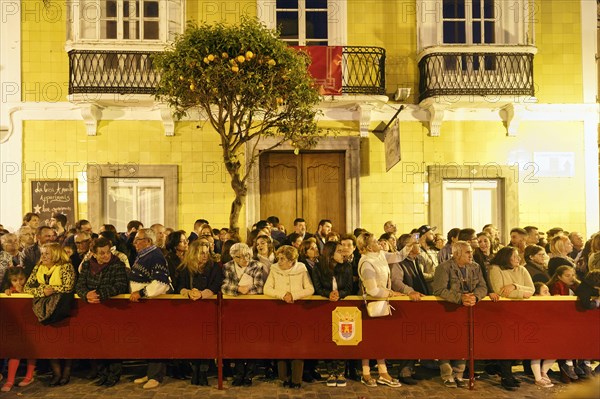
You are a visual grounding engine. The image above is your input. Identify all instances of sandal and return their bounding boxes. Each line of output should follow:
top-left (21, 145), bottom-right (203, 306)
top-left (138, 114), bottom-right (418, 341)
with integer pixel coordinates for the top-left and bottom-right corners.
top-left (360, 375), bottom-right (377, 387)
top-left (377, 375), bottom-right (401, 387)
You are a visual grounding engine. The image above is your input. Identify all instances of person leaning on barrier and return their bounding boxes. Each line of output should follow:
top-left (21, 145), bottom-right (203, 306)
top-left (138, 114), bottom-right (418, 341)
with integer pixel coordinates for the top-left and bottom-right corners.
top-left (356, 232), bottom-right (408, 388)
top-left (76, 237), bottom-right (129, 388)
top-left (311, 241), bottom-right (353, 388)
top-left (432, 240), bottom-right (488, 389)
top-left (388, 239), bottom-right (426, 386)
top-left (221, 243), bottom-right (264, 387)
top-left (176, 240), bottom-right (224, 386)
top-left (488, 246), bottom-right (534, 391)
top-left (24, 242), bottom-right (76, 387)
top-left (128, 228), bottom-right (172, 390)
top-left (263, 245), bottom-right (314, 389)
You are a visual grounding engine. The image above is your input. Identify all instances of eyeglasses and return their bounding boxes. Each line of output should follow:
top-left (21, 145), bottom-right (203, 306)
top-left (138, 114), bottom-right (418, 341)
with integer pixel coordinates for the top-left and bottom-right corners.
top-left (75, 239), bottom-right (91, 245)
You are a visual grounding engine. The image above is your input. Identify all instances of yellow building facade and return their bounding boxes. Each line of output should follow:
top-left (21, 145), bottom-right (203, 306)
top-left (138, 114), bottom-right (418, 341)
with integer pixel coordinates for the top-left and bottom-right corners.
top-left (0, 0), bottom-right (598, 240)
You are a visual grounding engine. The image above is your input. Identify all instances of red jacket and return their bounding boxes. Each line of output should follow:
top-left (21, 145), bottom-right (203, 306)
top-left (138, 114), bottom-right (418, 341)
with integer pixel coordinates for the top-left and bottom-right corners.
top-left (549, 280), bottom-right (578, 296)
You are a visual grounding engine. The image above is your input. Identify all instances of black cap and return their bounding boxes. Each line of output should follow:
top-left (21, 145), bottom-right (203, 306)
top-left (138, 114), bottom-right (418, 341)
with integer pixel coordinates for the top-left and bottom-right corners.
top-left (417, 225), bottom-right (436, 236)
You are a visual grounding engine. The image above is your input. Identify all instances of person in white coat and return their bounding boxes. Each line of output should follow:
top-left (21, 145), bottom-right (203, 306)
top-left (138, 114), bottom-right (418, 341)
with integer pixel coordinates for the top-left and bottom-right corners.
top-left (264, 245), bottom-right (314, 388)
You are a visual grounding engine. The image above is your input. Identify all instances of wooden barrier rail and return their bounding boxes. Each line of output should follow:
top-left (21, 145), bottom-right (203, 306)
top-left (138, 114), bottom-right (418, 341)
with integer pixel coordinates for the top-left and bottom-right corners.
top-left (1, 294), bottom-right (598, 389)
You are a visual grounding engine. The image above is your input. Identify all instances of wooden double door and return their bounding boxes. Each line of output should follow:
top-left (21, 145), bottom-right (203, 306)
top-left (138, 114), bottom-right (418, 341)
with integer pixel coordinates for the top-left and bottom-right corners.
top-left (259, 151), bottom-right (346, 236)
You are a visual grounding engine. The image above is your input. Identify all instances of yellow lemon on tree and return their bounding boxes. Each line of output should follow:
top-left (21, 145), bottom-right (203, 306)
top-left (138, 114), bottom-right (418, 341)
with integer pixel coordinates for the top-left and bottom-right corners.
top-left (267, 59), bottom-right (276, 66)
top-left (245, 51), bottom-right (254, 59)
top-left (207, 54), bottom-right (215, 61)
top-left (231, 66), bottom-right (240, 73)
top-left (237, 55), bottom-right (246, 63)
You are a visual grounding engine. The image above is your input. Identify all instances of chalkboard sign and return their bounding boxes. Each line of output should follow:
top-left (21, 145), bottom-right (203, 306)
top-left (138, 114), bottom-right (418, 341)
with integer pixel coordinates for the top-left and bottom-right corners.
top-left (30, 180), bottom-right (78, 228)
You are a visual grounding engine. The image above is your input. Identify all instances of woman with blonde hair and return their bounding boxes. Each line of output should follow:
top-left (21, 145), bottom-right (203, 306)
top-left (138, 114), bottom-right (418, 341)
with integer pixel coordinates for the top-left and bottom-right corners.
top-left (264, 245), bottom-right (314, 389)
top-left (356, 232), bottom-right (410, 388)
top-left (176, 240), bottom-right (224, 386)
top-left (547, 235), bottom-right (575, 276)
top-left (24, 242), bottom-right (76, 386)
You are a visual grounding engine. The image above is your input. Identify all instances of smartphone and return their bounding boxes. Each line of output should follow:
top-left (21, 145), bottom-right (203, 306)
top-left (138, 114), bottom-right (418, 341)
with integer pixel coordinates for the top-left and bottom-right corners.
top-left (413, 233), bottom-right (420, 241)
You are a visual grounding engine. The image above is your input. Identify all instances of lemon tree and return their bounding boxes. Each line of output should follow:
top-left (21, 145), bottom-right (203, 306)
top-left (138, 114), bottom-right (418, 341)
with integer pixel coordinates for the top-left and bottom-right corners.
top-left (154, 16), bottom-right (324, 233)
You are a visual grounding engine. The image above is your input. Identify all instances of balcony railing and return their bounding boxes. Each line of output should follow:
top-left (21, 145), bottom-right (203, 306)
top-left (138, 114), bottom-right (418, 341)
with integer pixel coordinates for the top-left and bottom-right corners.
top-left (69, 50), bottom-right (159, 95)
top-left (341, 46), bottom-right (385, 95)
top-left (418, 46), bottom-right (536, 102)
top-left (68, 46), bottom-right (386, 96)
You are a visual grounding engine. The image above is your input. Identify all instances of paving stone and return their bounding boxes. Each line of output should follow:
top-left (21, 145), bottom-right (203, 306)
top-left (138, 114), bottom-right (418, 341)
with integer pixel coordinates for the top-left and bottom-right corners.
top-left (6, 368), bottom-right (599, 399)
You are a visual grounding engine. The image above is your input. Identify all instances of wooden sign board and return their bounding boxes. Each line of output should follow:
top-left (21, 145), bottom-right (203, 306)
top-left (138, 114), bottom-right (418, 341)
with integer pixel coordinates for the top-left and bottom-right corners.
top-left (385, 118), bottom-right (401, 172)
top-left (30, 180), bottom-right (77, 228)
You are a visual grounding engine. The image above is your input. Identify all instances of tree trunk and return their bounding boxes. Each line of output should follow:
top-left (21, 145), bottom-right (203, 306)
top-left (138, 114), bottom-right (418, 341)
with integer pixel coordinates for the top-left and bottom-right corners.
top-left (225, 160), bottom-right (248, 236)
top-left (229, 177), bottom-right (247, 235)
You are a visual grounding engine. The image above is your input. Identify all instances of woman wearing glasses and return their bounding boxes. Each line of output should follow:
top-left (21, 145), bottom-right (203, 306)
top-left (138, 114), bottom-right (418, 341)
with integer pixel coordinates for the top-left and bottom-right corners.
top-left (221, 243), bottom-right (265, 386)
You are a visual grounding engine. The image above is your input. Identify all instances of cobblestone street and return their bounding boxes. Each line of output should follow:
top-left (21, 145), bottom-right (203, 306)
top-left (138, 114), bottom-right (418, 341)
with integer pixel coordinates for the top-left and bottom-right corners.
top-left (2, 363), bottom-right (598, 399)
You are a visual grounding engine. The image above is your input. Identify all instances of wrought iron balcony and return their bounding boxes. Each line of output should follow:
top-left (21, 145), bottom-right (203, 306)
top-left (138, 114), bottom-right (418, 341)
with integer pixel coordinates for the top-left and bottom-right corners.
top-left (418, 46), bottom-right (536, 102)
top-left (69, 50), bottom-right (159, 95)
top-left (341, 46), bottom-right (385, 95)
top-left (68, 46), bottom-right (386, 96)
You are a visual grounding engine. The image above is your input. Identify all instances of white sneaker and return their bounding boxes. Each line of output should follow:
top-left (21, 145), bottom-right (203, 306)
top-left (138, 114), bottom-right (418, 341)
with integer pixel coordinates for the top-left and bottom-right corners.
top-left (326, 375), bottom-right (337, 387)
top-left (134, 376), bottom-right (148, 384)
top-left (142, 379), bottom-right (160, 389)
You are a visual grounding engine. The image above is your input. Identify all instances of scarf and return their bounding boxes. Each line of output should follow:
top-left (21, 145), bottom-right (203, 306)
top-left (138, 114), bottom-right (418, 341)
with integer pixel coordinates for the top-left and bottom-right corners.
top-left (36, 264), bottom-right (63, 286)
top-left (89, 254), bottom-right (119, 276)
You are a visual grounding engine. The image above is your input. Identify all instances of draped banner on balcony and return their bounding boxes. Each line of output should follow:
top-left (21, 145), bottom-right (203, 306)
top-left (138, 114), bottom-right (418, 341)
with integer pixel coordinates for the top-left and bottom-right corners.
top-left (294, 46), bottom-right (343, 95)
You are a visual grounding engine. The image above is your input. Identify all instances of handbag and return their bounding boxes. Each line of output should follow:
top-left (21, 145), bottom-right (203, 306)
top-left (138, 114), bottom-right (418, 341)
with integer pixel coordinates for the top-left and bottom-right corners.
top-left (32, 292), bottom-right (74, 325)
top-left (365, 299), bottom-right (394, 317)
top-left (361, 271), bottom-right (395, 318)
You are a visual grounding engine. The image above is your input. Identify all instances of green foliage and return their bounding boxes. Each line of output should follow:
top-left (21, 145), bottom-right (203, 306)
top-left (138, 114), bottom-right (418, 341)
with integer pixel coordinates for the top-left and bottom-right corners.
top-left (154, 16), bottom-right (323, 155)
top-left (154, 16), bottom-right (327, 231)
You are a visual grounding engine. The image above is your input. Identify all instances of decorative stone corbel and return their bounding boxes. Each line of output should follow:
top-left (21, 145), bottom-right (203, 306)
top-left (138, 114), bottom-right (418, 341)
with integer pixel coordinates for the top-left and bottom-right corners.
top-left (79, 104), bottom-right (103, 136)
top-left (502, 103), bottom-right (522, 137)
top-left (422, 102), bottom-right (446, 137)
top-left (159, 106), bottom-right (175, 136)
top-left (357, 103), bottom-right (376, 137)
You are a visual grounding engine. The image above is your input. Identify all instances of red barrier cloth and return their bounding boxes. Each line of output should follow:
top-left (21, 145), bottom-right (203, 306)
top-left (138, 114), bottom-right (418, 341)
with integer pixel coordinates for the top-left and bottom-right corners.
top-left (293, 46), bottom-right (343, 95)
top-left (221, 298), bottom-right (469, 359)
top-left (0, 297), bottom-right (218, 359)
top-left (473, 299), bottom-right (600, 359)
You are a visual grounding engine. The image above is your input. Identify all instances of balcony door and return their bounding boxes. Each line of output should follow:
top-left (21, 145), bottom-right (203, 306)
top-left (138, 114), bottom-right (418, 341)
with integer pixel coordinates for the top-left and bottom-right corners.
top-left (259, 151), bottom-right (346, 235)
top-left (442, 179), bottom-right (501, 234)
top-left (258, 0), bottom-right (347, 46)
top-left (442, 0), bottom-right (496, 45)
top-left (417, 0), bottom-right (533, 50)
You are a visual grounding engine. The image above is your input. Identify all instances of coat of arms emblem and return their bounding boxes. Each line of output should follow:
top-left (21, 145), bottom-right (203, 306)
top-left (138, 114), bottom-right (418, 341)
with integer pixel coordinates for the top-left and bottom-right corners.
top-left (332, 307), bottom-right (362, 346)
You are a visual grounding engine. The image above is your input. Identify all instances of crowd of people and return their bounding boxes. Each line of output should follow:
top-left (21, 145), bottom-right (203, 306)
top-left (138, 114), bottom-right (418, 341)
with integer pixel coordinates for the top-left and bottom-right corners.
top-left (0, 212), bottom-right (599, 392)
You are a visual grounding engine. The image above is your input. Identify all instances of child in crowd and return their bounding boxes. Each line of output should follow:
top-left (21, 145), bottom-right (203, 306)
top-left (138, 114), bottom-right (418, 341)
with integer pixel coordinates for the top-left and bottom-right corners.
top-left (1, 267), bottom-right (36, 392)
top-left (530, 282), bottom-right (555, 388)
top-left (548, 265), bottom-right (579, 296)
